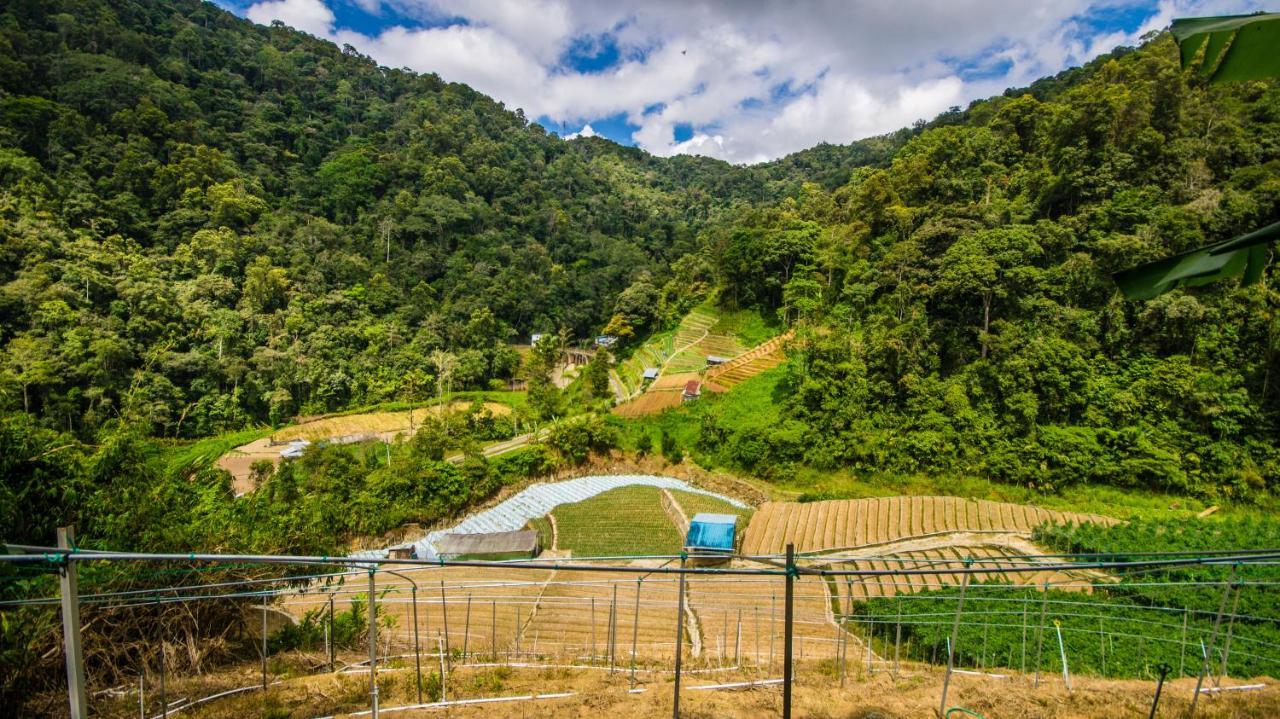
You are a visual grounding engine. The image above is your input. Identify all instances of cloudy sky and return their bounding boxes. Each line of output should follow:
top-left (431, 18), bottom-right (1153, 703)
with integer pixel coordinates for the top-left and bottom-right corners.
top-left (216, 0), bottom-right (1267, 164)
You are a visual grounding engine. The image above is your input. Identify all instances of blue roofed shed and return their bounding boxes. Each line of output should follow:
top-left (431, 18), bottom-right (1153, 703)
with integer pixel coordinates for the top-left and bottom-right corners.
top-left (685, 513), bottom-right (737, 553)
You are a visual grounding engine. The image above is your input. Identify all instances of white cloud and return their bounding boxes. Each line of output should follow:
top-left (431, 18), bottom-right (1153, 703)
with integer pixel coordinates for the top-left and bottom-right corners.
top-left (564, 123), bottom-right (598, 140)
top-left (246, 0), bottom-right (334, 37)
top-left (240, 0), bottom-right (1273, 163)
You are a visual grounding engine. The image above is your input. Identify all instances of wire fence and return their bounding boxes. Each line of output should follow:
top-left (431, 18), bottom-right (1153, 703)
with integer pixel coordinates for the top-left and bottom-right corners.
top-left (5, 532), bottom-right (1280, 719)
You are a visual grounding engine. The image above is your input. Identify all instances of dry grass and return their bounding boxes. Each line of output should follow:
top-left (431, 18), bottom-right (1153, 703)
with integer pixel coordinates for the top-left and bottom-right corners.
top-left (612, 390), bottom-right (685, 417)
top-left (98, 656), bottom-right (1280, 719)
top-left (273, 402), bottom-right (511, 442)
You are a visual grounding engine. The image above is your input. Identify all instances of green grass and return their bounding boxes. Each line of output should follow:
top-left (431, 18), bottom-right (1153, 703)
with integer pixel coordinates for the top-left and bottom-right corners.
top-left (526, 516), bottom-right (553, 551)
top-left (163, 426), bottom-right (273, 477)
top-left (545, 486), bottom-right (683, 557)
top-left (708, 305), bottom-right (779, 347)
top-left (669, 489), bottom-right (754, 529)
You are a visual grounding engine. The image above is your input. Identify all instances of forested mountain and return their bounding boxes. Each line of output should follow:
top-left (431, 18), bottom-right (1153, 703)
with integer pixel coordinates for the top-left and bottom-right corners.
top-left (2, 0), bottom-right (1279, 500)
top-left (699, 35), bottom-right (1280, 501)
top-left (0, 0), bottom-right (792, 438)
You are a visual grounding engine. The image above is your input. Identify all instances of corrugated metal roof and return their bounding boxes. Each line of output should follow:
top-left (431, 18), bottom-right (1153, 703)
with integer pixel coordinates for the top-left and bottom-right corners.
top-left (436, 530), bottom-right (539, 557)
top-left (686, 513), bottom-right (737, 551)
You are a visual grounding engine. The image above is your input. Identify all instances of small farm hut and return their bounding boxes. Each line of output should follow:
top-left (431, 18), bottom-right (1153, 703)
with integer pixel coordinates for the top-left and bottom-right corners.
top-left (684, 513), bottom-right (737, 554)
top-left (642, 367), bottom-right (660, 381)
top-left (437, 530), bottom-right (540, 561)
top-left (682, 380), bottom-right (701, 401)
top-left (705, 355), bottom-right (729, 366)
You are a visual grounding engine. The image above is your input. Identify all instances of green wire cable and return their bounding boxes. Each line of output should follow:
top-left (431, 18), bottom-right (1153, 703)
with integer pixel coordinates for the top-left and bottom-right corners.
top-left (946, 708), bottom-right (987, 719)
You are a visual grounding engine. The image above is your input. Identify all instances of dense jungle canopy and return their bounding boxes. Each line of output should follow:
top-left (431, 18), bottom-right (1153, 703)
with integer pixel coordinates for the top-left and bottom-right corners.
top-left (2, 0), bottom-right (1279, 538)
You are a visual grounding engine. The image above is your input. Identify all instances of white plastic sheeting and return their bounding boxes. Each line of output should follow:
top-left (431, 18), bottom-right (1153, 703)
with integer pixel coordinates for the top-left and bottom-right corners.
top-left (352, 475), bottom-right (747, 560)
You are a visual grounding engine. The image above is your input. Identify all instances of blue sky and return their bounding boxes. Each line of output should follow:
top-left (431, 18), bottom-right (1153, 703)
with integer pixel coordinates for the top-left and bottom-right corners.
top-left (219, 0), bottom-right (1269, 164)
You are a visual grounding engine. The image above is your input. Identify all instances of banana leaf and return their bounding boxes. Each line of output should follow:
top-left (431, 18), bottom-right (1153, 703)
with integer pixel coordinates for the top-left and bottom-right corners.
top-left (1115, 221), bottom-right (1280, 300)
top-left (1171, 13), bottom-right (1280, 83)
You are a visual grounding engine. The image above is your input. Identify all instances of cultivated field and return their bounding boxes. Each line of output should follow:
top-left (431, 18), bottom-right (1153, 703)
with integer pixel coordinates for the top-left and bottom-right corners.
top-left (668, 488), bottom-right (754, 530)
top-left (541, 485), bottom-right (686, 557)
top-left (613, 305), bottom-right (776, 410)
top-left (741, 496), bottom-right (1116, 555)
top-left (826, 544), bottom-right (1092, 606)
top-left (703, 331), bottom-right (791, 391)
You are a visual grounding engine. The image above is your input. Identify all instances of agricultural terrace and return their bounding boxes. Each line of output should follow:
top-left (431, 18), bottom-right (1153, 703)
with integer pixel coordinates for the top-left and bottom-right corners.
top-left (741, 497), bottom-right (1116, 555)
top-left (852, 516), bottom-right (1280, 681)
top-left (528, 485), bottom-right (747, 557)
top-left (612, 304), bottom-right (778, 400)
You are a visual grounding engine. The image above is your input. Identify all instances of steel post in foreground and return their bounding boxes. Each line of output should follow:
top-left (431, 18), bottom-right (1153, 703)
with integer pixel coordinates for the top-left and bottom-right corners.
top-left (368, 570), bottom-right (379, 719)
top-left (1148, 663), bottom-right (1171, 719)
top-left (58, 526), bottom-right (88, 719)
top-left (783, 543), bottom-right (795, 719)
top-left (672, 554), bottom-right (688, 719)
top-left (938, 567), bottom-right (971, 717)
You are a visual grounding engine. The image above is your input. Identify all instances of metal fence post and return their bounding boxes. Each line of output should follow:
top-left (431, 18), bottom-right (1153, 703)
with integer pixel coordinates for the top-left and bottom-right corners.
top-left (412, 586), bottom-right (422, 704)
top-left (158, 630), bottom-right (166, 719)
top-left (462, 594), bottom-right (472, 664)
top-left (261, 593), bottom-right (269, 689)
top-left (1190, 575), bottom-right (1235, 717)
top-left (735, 609), bottom-right (742, 667)
top-left (57, 526), bottom-right (87, 719)
top-left (1219, 583), bottom-right (1242, 680)
top-left (630, 577), bottom-right (642, 689)
top-left (938, 565), bottom-right (972, 717)
top-left (439, 580), bottom-right (451, 665)
top-left (1179, 608), bottom-right (1188, 677)
top-left (437, 633), bottom-right (448, 702)
top-left (610, 583), bottom-right (619, 673)
top-left (491, 600), bottom-right (497, 661)
top-left (368, 569), bottom-right (379, 719)
top-left (770, 593), bottom-right (776, 672)
top-left (894, 598), bottom-right (902, 677)
top-left (672, 553), bottom-right (688, 719)
top-left (591, 597), bottom-right (598, 663)
top-left (328, 594), bottom-right (336, 671)
top-left (783, 543), bottom-right (795, 719)
top-left (1034, 581), bottom-right (1049, 688)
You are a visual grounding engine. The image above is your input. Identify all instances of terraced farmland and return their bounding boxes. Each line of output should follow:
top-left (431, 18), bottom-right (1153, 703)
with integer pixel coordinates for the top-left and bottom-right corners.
top-left (704, 331), bottom-right (791, 391)
top-left (741, 497), bottom-right (1116, 555)
top-left (543, 485), bottom-right (685, 557)
top-left (826, 545), bottom-right (1092, 606)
